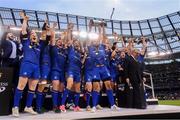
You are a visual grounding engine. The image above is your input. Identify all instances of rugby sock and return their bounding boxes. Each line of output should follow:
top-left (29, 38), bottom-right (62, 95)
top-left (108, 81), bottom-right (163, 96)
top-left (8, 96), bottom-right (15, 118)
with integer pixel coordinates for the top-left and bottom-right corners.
top-left (13, 88), bottom-right (23, 107)
top-left (67, 90), bottom-right (74, 104)
top-left (106, 89), bottom-right (115, 106)
top-left (26, 90), bottom-right (35, 107)
top-left (85, 91), bottom-right (91, 106)
top-left (97, 92), bottom-right (101, 106)
top-left (74, 92), bottom-right (80, 107)
top-left (51, 89), bottom-right (59, 107)
top-left (36, 91), bottom-right (43, 109)
top-left (92, 91), bottom-right (99, 107)
top-left (61, 88), bottom-right (70, 105)
top-left (42, 93), bottom-right (46, 105)
top-left (58, 92), bottom-right (63, 106)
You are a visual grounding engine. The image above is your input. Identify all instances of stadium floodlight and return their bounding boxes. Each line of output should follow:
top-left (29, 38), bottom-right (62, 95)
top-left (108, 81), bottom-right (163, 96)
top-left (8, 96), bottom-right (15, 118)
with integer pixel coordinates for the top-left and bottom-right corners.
top-left (34, 30), bottom-right (42, 33)
top-left (9, 27), bottom-right (62, 34)
top-left (88, 32), bottom-right (99, 40)
top-left (55, 31), bottom-right (62, 34)
top-left (166, 51), bottom-right (171, 54)
top-left (79, 31), bottom-right (88, 38)
top-left (159, 52), bottom-right (166, 56)
top-left (10, 27), bottom-right (22, 31)
top-left (107, 36), bottom-right (114, 39)
top-left (72, 31), bottom-right (79, 36)
top-left (148, 51), bottom-right (158, 56)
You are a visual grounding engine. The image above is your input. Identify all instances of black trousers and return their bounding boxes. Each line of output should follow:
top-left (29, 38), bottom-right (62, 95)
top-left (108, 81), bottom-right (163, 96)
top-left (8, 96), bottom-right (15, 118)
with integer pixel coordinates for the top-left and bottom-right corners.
top-left (116, 84), bottom-right (127, 108)
top-left (125, 84), bottom-right (133, 108)
top-left (132, 82), bottom-right (147, 109)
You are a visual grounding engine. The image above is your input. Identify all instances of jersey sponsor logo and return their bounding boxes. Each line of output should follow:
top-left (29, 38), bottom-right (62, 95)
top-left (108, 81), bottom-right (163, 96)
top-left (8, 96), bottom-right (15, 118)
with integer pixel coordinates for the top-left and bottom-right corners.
top-left (69, 74), bottom-right (73, 78)
top-left (23, 72), bottom-right (27, 75)
top-left (29, 45), bottom-right (40, 51)
top-left (29, 45), bottom-right (32, 48)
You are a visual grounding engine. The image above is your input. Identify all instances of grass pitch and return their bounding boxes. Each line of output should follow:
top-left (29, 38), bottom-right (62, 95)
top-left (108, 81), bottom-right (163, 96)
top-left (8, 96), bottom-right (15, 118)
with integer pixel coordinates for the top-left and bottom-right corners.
top-left (159, 100), bottom-right (180, 106)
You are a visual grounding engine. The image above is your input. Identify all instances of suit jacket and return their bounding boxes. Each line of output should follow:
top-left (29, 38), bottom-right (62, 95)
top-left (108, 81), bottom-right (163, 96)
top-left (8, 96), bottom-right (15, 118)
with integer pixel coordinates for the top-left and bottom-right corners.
top-left (0, 39), bottom-right (23, 67)
top-left (124, 55), bottom-right (146, 109)
top-left (124, 55), bottom-right (142, 87)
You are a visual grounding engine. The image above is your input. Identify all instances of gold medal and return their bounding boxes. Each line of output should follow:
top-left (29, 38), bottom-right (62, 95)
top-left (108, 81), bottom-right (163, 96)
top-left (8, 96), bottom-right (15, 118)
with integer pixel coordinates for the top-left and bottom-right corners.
top-left (29, 45), bottom-right (32, 48)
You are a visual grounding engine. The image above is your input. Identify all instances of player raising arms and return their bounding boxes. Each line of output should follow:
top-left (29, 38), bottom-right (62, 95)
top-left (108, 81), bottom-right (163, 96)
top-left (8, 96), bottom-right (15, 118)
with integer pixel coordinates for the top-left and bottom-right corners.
top-left (83, 24), bottom-right (96, 111)
top-left (36, 21), bottom-right (57, 114)
top-left (12, 12), bottom-right (44, 117)
top-left (60, 23), bottom-right (84, 112)
top-left (109, 34), bottom-right (126, 90)
top-left (50, 24), bottom-right (68, 113)
top-left (89, 23), bottom-right (120, 112)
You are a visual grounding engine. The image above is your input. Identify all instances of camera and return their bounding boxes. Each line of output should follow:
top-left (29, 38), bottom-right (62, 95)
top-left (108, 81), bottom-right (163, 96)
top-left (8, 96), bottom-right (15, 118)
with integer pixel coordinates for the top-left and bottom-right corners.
top-left (89, 19), bottom-right (107, 27)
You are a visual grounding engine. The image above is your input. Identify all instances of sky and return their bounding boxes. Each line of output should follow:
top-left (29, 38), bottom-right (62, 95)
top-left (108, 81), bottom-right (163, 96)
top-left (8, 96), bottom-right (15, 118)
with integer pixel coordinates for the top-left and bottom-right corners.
top-left (0, 0), bottom-right (179, 20)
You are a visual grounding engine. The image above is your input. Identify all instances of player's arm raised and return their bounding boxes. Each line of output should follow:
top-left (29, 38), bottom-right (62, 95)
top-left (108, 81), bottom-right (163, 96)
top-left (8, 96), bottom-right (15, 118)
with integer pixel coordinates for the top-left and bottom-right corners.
top-left (20, 11), bottom-right (29, 35)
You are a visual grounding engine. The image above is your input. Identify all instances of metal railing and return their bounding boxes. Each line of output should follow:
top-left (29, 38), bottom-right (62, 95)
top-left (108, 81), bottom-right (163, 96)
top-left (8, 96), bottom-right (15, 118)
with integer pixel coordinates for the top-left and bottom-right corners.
top-left (143, 71), bottom-right (155, 99)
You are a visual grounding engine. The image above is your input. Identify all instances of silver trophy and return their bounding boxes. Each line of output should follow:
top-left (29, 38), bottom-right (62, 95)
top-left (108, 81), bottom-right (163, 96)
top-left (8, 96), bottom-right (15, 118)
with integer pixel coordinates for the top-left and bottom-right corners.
top-left (89, 19), bottom-right (107, 27)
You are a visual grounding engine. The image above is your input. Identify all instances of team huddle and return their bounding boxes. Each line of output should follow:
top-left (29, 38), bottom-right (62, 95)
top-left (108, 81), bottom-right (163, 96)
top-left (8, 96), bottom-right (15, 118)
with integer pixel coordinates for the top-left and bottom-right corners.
top-left (12, 11), bottom-right (147, 117)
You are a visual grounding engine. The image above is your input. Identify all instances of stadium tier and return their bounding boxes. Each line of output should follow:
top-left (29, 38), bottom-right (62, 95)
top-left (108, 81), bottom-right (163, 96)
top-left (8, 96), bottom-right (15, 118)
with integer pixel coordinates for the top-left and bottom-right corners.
top-left (0, 6), bottom-right (180, 119)
top-left (0, 7), bottom-right (179, 57)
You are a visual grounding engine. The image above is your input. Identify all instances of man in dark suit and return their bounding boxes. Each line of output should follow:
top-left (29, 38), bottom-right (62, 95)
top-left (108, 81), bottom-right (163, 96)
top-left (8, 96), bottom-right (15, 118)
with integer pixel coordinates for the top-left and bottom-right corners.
top-left (124, 48), bottom-right (146, 109)
top-left (1, 32), bottom-right (22, 67)
top-left (0, 32), bottom-right (23, 86)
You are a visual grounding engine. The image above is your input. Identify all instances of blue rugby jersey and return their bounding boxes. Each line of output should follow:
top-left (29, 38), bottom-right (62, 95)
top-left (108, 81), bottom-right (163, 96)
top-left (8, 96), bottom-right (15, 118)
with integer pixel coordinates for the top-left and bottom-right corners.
top-left (105, 49), bottom-right (111, 69)
top-left (137, 54), bottom-right (145, 63)
top-left (67, 45), bottom-right (82, 72)
top-left (51, 46), bottom-right (67, 72)
top-left (21, 38), bottom-right (41, 65)
top-left (40, 44), bottom-right (51, 67)
top-left (89, 44), bottom-right (106, 66)
top-left (84, 55), bottom-right (94, 71)
top-left (110, 54), bottom-right (120, 75)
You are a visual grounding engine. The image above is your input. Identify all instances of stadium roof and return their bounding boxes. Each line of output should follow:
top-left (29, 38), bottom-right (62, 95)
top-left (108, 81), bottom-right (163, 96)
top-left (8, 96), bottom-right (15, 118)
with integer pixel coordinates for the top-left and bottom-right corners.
top-left (0, 7), bottom-right (179, 57)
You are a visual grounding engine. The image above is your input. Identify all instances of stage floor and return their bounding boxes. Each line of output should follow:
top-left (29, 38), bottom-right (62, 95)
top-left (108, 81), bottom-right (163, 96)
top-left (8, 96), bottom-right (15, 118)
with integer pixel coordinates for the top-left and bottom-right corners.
top-left (0, 105), bottom-right (180, 120)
